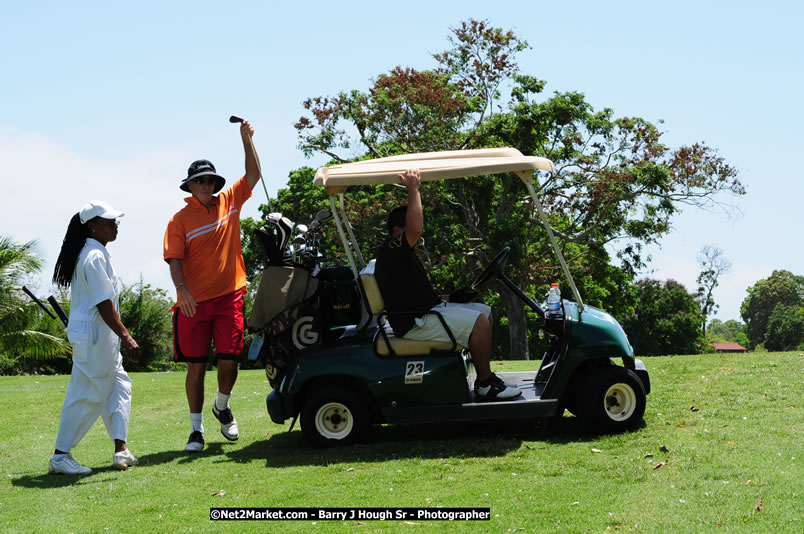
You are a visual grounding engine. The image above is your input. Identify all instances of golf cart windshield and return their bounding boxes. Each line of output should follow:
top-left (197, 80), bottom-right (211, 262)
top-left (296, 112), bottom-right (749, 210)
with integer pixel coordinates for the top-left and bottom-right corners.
top-left (314, 147), bottom-right (584, 310)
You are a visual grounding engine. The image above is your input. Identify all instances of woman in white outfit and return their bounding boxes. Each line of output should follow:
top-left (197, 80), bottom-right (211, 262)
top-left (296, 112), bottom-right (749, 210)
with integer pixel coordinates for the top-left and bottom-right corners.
top-left (49, 200), bottom-right (140, 475)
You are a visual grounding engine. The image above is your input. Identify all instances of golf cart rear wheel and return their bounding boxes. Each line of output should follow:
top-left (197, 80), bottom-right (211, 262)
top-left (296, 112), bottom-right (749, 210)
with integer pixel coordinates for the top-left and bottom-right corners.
top-left (301, 387), bottom-right (368, 448)
top-left (576, 367), bottom-right (646, 432)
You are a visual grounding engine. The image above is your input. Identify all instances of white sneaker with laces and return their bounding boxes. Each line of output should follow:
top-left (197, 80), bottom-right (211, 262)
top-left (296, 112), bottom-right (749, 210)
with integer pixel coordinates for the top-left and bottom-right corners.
top-left (49, 454), bottom-right (92, 475)
top-left (212, 404), bottom-right (239, 441)
top-left (112, 449), bottom-right (138, 470)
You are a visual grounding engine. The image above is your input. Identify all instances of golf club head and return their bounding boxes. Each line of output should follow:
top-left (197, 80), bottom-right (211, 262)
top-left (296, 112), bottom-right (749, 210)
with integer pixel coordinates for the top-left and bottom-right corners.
top-left (315, 209), bottom-right (333, 222)
top-left (229, 115), bottom-right (244, 123)
top-left (263, 212), bottom-right (293, 252)
top-left (295, 224), bottom-right (308, 234)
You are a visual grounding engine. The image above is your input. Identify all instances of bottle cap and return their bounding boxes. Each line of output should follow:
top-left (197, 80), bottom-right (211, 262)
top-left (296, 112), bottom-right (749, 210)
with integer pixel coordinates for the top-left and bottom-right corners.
top-left (551, 283), bottom-right (559, 287)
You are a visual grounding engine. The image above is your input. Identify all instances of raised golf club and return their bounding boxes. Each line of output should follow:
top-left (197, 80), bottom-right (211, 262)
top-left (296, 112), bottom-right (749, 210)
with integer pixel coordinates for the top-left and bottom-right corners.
top-left (229, 115), bottom-right (272, 211)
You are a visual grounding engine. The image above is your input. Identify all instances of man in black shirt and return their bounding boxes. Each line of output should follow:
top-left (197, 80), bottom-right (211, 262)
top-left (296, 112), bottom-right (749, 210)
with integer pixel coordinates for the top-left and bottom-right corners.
top-left (374, 169), bottom-right (521, 401)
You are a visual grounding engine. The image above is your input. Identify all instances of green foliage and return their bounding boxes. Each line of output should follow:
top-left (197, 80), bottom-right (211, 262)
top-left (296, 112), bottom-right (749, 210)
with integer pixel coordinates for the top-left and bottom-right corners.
top-left (706, 318), bottom-right (749, 346)
top-left (118, 277), bottom-right (174, 371)
top-left (620, 279), bottom-right (704, 356)
top-left (0, 235), bottom-right (71, 367)
top-left (740, 270), bottom-right (804, 350)
top-left (764, 304), bottom-right (803, 351)
top-left (289, 19), bottom-right (744, 361)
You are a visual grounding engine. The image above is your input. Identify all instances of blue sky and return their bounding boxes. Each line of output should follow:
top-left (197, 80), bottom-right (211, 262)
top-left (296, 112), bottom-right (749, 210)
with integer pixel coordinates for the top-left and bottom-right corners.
top-left (2, 0), bottom-right (802, 323)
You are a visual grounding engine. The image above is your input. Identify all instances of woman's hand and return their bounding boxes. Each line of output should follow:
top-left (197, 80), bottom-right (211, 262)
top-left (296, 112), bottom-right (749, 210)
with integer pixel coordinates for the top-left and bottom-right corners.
top-left (96, 299), bottom-right (141, 362)
top-left (122, 334), bottom-right (140, 362)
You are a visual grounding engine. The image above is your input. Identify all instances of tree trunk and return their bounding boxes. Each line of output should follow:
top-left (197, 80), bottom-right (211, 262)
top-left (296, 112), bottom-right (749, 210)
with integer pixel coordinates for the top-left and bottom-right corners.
top-left (499, 288), bottom-right (530, 360)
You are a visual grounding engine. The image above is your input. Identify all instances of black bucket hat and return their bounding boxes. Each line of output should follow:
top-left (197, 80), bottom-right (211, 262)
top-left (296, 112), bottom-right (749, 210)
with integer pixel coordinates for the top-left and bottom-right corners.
top-left (180, 159), bottom-right (226, 193)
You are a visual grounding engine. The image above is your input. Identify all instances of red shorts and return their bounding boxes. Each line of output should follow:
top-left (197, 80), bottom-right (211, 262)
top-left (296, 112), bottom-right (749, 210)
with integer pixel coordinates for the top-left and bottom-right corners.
top-left (173, 288), bottom-right (245, 362)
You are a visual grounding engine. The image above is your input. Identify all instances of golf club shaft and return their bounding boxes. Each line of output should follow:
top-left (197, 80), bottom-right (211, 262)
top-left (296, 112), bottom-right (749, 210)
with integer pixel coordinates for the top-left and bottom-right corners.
top-left (247, 135), bottom-right (271, 210)
top-left (231, 115), bottom-right (272, 211)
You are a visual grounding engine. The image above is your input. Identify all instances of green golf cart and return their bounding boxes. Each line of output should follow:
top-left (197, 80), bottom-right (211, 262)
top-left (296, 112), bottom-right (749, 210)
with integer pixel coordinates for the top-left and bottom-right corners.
top-left (251, 148), bottom-right (650, 447)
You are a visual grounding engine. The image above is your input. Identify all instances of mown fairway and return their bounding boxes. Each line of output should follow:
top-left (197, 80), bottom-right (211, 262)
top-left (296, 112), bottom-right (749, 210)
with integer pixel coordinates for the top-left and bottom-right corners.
top-left (1, 352), bottom-right (801, 533)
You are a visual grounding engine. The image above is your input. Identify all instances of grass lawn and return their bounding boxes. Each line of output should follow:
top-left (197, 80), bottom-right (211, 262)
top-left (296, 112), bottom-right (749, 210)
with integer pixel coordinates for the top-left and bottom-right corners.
top-left (1, 352), bottom-right (801, 533)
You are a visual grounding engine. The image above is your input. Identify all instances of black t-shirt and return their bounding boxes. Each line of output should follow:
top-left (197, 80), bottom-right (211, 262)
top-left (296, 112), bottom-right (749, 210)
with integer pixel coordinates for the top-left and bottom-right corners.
top-left (374, 235), bottom-right (441, 336)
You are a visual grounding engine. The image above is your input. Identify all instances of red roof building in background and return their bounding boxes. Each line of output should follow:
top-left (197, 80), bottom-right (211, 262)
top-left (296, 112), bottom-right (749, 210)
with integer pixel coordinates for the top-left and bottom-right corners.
top-left (710, 343), bottom-right (748, 353)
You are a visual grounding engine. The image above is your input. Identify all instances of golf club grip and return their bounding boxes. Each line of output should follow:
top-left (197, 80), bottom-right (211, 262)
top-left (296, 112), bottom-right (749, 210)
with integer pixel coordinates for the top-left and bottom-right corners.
top-left (21, 286), bottom-right (57, 320)
top-left (47, 296), bottom-right (69, 327)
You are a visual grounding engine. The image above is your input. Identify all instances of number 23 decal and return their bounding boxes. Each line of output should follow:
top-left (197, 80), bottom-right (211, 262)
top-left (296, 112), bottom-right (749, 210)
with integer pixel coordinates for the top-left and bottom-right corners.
top-left (405, 361), bottom-right (425, 384)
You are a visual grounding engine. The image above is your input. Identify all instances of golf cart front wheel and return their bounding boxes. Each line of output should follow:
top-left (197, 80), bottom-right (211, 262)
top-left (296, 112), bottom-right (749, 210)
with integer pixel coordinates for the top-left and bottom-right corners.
top-left (576, 367), bottom-right (646, 432)
top-left (301, 387), bottom-right (368, 448)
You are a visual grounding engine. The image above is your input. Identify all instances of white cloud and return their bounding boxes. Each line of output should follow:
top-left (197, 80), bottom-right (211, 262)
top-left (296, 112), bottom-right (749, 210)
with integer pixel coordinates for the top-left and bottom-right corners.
top-left (3, 126), bottom-right (195, 296)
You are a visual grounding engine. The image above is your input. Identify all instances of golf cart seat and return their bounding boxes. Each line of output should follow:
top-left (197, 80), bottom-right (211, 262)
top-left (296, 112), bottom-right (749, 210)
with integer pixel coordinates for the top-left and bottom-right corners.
top-left (359, 263), bottom-right (463, 357)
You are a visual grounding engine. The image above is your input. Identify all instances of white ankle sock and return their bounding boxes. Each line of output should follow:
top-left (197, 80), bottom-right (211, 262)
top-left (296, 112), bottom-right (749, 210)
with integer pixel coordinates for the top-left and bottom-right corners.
top-left (215, 390), bottom-right (231, 411)
top-left (190, 412), bottom-right (204, 433)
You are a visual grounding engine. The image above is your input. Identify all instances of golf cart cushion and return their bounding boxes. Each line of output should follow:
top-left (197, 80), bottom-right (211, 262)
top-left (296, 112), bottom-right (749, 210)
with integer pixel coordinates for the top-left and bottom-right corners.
top-left (359, 271), bottom-right (385, 315)
top-left (360, 271), bottom-right (464, 356)
top-left (374, 330), bottom-right (462, 356)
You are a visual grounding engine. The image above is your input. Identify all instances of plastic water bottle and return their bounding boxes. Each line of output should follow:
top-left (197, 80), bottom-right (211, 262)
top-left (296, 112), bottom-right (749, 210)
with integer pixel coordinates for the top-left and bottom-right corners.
top-left (547, 283), bottom-right (562, 318)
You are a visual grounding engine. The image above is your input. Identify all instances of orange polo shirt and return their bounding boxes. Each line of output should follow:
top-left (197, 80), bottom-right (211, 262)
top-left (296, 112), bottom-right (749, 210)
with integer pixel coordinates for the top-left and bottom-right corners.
top-left (163, 176), bottom-right (252, 305)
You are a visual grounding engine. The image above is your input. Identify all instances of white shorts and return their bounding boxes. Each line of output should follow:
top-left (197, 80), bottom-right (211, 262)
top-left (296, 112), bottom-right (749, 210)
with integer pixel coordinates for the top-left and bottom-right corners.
top-left (403, 301), bottom-right (491, 347)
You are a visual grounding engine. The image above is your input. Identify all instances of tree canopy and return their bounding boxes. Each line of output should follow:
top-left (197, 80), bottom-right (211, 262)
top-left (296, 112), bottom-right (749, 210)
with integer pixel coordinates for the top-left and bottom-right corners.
top-left (696, 245), bottom-right (732, 336)
top-left (740, 270), bottom-right (804, 351)
top-left (620, 279), bottom-right (704, 356)
top-left (275, 18), bottom-right (746, 359)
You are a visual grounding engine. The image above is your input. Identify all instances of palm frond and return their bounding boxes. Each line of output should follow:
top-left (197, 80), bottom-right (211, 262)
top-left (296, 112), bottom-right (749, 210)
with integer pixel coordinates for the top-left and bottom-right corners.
top-left (0, 330), bottom-right (71, 360)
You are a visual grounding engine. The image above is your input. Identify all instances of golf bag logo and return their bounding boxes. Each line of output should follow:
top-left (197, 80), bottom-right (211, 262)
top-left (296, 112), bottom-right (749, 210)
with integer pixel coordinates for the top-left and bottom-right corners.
top-left (292, 315), bottom-right (319, 349)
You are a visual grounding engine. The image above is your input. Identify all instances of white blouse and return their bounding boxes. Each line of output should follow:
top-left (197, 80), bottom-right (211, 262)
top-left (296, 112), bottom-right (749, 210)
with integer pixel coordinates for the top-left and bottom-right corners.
top-left (66, 238), bottom-right (121, 342)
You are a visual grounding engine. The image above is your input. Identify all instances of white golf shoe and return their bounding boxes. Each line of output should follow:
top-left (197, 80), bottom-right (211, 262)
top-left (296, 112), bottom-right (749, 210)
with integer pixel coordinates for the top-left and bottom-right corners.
top-left (212, 404), bottom-right (239, 441)
top-left (112, 449), bottom-right (138, 470)
top-left (49, 454), bottom-right (92, 475)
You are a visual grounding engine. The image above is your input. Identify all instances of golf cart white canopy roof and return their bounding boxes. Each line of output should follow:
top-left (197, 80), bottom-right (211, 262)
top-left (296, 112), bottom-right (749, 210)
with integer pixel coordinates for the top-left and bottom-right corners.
top-left (312, 147), bottom-right (583, 310)
top-left (313, 147), bottom-right (555, 193)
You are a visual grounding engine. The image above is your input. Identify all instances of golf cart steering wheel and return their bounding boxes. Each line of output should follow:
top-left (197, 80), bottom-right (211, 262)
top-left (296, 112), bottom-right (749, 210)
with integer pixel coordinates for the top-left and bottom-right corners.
top-left (471, 247), bottom-right (511, 289)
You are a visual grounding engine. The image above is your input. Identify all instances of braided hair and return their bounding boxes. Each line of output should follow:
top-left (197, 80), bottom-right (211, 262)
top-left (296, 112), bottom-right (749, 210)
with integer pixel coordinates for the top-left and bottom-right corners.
top-left (52, 213), bottom-right (89, 288)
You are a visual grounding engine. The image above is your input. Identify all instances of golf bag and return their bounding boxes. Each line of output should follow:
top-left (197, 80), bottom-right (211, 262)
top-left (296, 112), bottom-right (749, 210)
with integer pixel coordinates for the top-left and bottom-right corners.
top-left (248, 233), bottom-right (362, 389)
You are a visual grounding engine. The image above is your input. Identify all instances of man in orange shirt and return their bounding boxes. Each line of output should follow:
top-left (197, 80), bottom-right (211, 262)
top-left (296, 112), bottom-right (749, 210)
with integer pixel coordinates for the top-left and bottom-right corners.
top-left (163, 120), bottom-right (261, 453)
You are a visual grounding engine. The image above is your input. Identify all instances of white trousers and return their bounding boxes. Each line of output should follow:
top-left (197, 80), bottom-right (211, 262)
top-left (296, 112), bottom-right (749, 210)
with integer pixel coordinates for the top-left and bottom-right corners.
top-left (55, 321), bottom-right (132, 452)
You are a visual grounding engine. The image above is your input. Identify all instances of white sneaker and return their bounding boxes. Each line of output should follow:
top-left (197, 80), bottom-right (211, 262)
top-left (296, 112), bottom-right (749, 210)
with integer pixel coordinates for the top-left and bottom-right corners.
top-left (212, 404), bottom-right (239, 441)
top-left (49, 454), bottom-right (92, 475)
top-left (475, 373), bottom-right (523, 401)
top-left (112, 449), bottom-right (138, 470)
